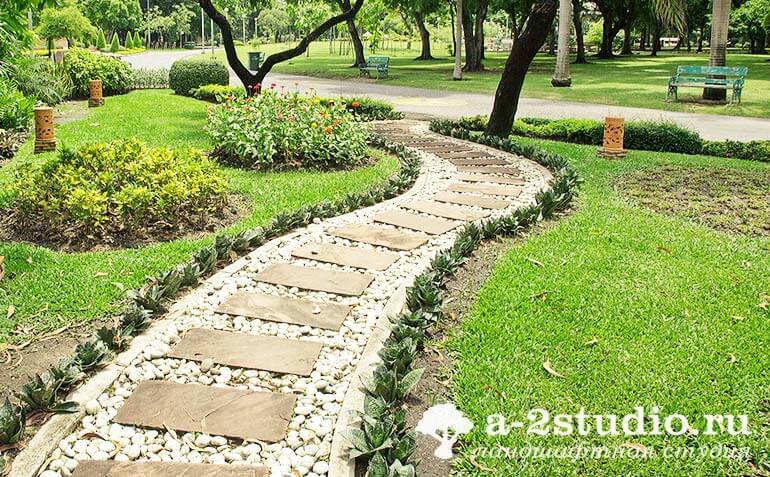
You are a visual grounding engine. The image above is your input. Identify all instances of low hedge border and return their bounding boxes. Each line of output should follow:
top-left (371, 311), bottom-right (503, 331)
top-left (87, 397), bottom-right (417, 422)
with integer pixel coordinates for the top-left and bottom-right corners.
top-left (0, 135), bottom-right (421, 454)
top-left (458, 115), bottom-right (770, 163)
top-left (345, 119), bottom-right (580, 476)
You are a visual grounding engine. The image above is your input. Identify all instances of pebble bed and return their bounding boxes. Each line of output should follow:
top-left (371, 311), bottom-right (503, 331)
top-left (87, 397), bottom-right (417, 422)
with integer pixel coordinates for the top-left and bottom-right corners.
top-left (40, 122), bottom-right (552, 477)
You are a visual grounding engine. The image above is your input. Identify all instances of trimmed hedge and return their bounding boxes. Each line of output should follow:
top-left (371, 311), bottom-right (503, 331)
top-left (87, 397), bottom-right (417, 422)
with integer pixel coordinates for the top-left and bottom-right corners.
top-left (168, 58), bottom-right (229, 96)
top-left (190, 83), bottom-right (244, 102)
top-left (702, 140), bottom-right (770, 163)
top-left (336, 96), bottom-right (404, 122)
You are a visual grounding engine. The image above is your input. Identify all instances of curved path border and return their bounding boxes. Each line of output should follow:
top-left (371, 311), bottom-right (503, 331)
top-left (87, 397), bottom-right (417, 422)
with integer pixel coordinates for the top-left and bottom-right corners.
top-left (17, 121), bottom-right (552, 477)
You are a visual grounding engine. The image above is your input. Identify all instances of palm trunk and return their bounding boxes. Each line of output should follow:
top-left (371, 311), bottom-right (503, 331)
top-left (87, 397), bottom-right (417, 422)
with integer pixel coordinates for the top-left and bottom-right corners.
top-left (703, 0), bottom-right (730, 101)
top-left (551, 0), bottom-right (572, 86)
top-left (414, 11), bottom-right (434, 60)
top-left (572, 0), bottom-right (586, 63)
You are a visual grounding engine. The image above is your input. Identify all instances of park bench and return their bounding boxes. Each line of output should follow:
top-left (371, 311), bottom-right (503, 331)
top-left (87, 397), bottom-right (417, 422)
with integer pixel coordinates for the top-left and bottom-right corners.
top-left (359, 56), bottom-right (390, 80)
top-left (667, 65), bottom-right (748, 103)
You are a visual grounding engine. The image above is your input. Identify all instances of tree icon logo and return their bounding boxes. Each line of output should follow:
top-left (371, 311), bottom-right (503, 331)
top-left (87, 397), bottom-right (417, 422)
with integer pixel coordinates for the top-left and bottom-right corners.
top-left (416, 403), bottom-right (474, 460)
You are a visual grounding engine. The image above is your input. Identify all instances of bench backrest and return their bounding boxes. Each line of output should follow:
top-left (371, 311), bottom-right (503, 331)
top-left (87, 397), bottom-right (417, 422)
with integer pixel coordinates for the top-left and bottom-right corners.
top-left (367, 56), bottom-right (390, 67)
top-left (676, 65), bottom-right (747, 78)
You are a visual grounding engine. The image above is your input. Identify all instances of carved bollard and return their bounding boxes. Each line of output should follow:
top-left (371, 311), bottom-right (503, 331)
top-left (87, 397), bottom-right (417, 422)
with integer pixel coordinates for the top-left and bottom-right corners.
top-left (597, 116), bottom-right (627, 158)
top-left (88, 79), bottom-right (105, 107)
top-left (33, 106), bottom-right (56, 154)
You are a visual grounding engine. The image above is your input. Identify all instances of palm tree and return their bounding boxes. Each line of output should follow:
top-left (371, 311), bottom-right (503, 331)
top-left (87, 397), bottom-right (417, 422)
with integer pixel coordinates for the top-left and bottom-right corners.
top-left (551, 0), bottom-right (572, 86)
top-left (704, 0), bottom-right (731, 101)
top-left (453, 0), bottom-right (462, 80)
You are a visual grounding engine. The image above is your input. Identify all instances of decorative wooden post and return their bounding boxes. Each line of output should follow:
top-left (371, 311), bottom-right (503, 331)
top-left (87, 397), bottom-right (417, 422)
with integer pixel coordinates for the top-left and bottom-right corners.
top-left (597, 116), bottom-right (627, 158)
top-left (33, 107), bottom-right (56, 154)
top-left (88, 79), bottom-right (104, 107)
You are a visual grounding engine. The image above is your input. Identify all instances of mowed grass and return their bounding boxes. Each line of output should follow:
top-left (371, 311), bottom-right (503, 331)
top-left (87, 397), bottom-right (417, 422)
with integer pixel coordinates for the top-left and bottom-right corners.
top-left (213, 42), bottom-right (770, 118)
top-left (447, 140), bottom-right (770, 475)
top-left (0, 90), bottom-right (399, 344)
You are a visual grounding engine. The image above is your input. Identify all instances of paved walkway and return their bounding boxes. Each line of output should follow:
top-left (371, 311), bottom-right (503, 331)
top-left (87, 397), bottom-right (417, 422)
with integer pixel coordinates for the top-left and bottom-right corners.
top-left (125, 49), bottom-right (770, 142)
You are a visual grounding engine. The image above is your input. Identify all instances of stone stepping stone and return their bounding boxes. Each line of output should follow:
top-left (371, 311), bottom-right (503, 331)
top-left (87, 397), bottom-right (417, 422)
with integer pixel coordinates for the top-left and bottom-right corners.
top-left (217, 292), bottom-right (350, 331)
top-left (402, 200), bottom-right (490, 221)
top-left (373, 210), bottom-right (458, 235)
top-left (448, 183), bottom-right (522, 197)
top-left (331, 224), bottom-right (428, 251)
top-left (254, 263), bottom-right (373, 296)
top-left (458, 173), bottom-right (526, 185)
top-left (420, 145), bottom-right (475, 153)
top-left (440, 151), bottom-right (496, 159)
top-left (113, 381), bottom-right (295, 442)
top-left (72, 461), bottom-right (266, 477)
top-left (432, 191), bottom-right (512, 209)
top-left (456, 165), bottom-right (521, 175)
top-left (449, 158), bottom-right (509, 166)
top-left (291, 243), bottom-right (399, 271)
top-left (168, 329), bottom-right (322, 376)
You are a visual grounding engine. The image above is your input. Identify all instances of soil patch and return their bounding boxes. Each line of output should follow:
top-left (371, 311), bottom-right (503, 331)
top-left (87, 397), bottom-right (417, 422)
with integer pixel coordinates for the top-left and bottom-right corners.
top-left (616, 165), bottom-right (770, 237)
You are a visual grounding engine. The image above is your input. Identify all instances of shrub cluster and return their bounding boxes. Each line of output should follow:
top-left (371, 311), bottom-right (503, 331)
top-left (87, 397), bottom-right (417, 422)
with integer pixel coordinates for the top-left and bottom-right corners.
top-left (0, 129), bottom-right (26, 160)
top-left (168, 58), bottom-right (229, 96)
top-left (702, 140), bottom-right (770, 163)
top-left (62, 48), bottom-right (133, 98)
top-left (3, 55), bottom-right (73, 106)
top-left (0, 137), bottom-right (421, 443)
top-left (9, 139), bottom-right (228, 236)
top-left (190, 83), bottom-right (245, 102)
top-left (335, 96), bottom-right (404, 121)
top-left (346, 119), bottom-right (580, 476)
top-left (208, 90), bottom-right (370, 169)
top-left (131, 67), bottom-right (169, 89)
top-left (0, 80), bottom-right (34, 131)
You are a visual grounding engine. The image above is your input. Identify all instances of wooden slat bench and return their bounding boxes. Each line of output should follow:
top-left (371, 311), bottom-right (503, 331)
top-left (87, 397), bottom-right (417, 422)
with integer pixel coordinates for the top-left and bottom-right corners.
top-left (359, 56), bottom-right (390, 79)
top-left (667, 65), bottom-right (748, 103)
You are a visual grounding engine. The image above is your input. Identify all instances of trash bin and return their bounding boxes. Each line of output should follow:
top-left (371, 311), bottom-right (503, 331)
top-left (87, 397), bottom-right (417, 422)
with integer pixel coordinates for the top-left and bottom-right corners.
top-left (248, 52), bottom-right (263, 71)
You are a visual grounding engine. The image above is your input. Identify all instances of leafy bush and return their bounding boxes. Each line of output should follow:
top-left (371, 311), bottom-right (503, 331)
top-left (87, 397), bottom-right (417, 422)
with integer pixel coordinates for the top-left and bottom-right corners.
top-left (96, 29), bottom-right (107, 49)
top-left (9, 139), bottom-right (228, 236)
top-left (168, 58), bottom-right (229, 96)
top-left (110, 33), bottom-right (120, 53)
top-left (131, 67), bottom-right (169, 89)
top-left (333, 96), bottom-right (403, 121)
top-left (62, 48), bottom-right (133, 98)
top-left (0, 128), bottom-right (26, 160)
top-left (124, 32), bottom-right (134, 49)
top-left (0, 80), bottom-right (34, 131)
top-left (624, 121), bottom-right (702, 154)
top-left (3, 55), bottom-right (73, 106)
top-left (190, 83), bottom-right (245, 102)
top-left (457, 114), bottom-right (487, 131)
top-left (208, 90), bottom-right (370, 169)
top-left (702, 140), bottom-right (770, 163)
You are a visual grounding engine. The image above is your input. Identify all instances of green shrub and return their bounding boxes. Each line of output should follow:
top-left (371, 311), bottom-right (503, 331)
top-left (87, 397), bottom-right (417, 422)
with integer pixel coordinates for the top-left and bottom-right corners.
top-left (624, 121), bottom-right (702, 154)
top-left (96, 29), bottom-right (107, 49)
top-left (208, 90), bottom-right (370, 169)
top-left (702, 140), bottom-right (770, 162)
top-left (332, 96), bottom-right (403, 121)
top-left (168, 58), bottom-right (229, 96)
top-left (4, 55), bottom-right (73, 106)
top-left (9, 139), bottom-right (228, 235)
top-left (124, 32), bottom-right (134, 49)
top-left (131, 67), bottom-right (169, 89)
top-left (458, 115), bottom-right (487, 131)
top-left (0, 129), bottom-right (26, 160)
top-left (190, 83), bottom-right (245, 102)
top-left (110, 33), bottom-right (120, 53)
top-left (0, 80), bottom-right (34, 131)
top-left (62, 48), bottom-right (133, 98)
top-left (133, 31), bottom-right (143, 48)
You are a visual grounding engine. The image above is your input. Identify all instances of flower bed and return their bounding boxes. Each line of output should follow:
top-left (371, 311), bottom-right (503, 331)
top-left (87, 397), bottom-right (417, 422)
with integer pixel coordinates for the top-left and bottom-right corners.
top-left (208, 90), bottom-right (370, 170)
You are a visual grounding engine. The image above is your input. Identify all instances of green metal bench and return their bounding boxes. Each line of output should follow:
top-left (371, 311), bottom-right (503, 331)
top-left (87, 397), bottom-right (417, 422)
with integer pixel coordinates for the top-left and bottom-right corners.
top-left (359, 56), bottom-right (390, 80)
top-left (667, 65), bottom-right (748, 103)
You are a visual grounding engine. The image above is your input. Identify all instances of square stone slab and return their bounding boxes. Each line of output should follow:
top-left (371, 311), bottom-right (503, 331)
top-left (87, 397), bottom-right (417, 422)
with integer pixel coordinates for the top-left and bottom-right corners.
top-left (448, 183), bottom-right (522, 197)
top-left (440, 151), bottom-right (495, 159)
top-left (113, 381), bottom-right (295, 442)
top-left (373, 210), bottom-right (458, 235)
top-left (168, 329), bottom-right (322, 376)
top-left (217, 292), bottom-right (350, 331)
top-left (72, 461), bottom-right (267, 477)
top-left (458, 173), bottom-right (526, 185)
top-left (456, 165), bottom-right (521, 175)
top-left (402, 200), bottom-right (490, 221)
top-left (254, 263), bottom-right (373, 296)
top-left (292, 243), bottom-right (399, 271)
top-left (432, 191), bottom-right (512, 209)
top-left (449, 158), bottom-right (509, 166)
top-left (331, 224), bottom-right (428, 251)
top-left (420, 146), bottom-right (475, 153)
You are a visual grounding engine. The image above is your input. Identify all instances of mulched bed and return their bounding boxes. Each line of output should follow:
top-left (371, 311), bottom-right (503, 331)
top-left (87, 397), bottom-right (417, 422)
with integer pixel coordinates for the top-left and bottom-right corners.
top-left (616, 165), bottom-right (770, 237)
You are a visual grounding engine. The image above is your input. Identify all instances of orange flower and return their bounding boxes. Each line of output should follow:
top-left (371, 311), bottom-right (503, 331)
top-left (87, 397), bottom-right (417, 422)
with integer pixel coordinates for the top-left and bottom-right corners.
top-left (323, 126), bottom-right (333, 134)
top-left (351, 101), bottom-right (361, 108)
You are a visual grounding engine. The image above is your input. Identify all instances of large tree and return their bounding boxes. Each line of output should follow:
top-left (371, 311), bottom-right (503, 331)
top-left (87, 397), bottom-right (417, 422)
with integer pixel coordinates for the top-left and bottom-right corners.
top-left (462, 0), bottom-right (488, 71)
top-left (337, 0), bottom-right (366, 66)
top-left (77, 0), bottom-right (142, 38)
top-left (387, 0), bottom-right (441, 60)
top-left (1, 0), bottom-right (59, 59)
top-left (486, 0), bottom-right (557, 136)
top-left (37, 6), bottom-right (95, 54)
top-left (200, 0), bottom-right (364, 93)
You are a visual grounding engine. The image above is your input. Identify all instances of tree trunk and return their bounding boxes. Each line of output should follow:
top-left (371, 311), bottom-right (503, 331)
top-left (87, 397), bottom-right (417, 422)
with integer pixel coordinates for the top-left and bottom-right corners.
top-left (621, 25), bottom-right (632, 54)
top-left (572, 0), bottom-right (586, 63)
top-left (454, 0), bottom-right (463, 80)
top-left (486, 0), bottom-right (557, 137)
top-left (552, 0), bottom-right (572, 86)
top-left (414, 11), bottom-right (434, 60)
top-left (703, 0), bottom-right (730, 101)
top-left (462, 0), bottom-right (487, 71)
top-left (639, 26), bottom-right (647, 50)
top-left (650, 23), bottom-right (661, 56)
top-left (338, 0), bottom-right (365, 67)
top-left (597, 11), bottom-right (618, 58)
top-left (696, 26), bottom-right (703, 52)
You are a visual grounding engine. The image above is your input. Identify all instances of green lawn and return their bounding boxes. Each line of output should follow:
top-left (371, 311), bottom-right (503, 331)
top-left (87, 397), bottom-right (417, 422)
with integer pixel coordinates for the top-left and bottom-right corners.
top-left (212, 43), bottom-right (770, 118)
top-left (0, 90), bottom-right (399, 344)
top-left (448, 140), bottom-right (770, 475)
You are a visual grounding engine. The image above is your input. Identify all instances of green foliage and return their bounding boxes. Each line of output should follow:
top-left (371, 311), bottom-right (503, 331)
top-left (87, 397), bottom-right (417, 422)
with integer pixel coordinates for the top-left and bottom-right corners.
top-left (77, 0), bottom-right (142, 38)
top-left (3, 55), bottom-right (73, 106)
top-left (0, 128), bottom-right (25, 160)
top-left (9, 138), bottom-right (228, 236)
top-left (96, 28), bottom-right (107, 49)
top-left (168, 58), bottom-right (229, 96)
top-left (624, 121), bottom-right (703, 155)
top-left (131, 67), bottom-right (169, 89)
top-left (332, 96), bottom-right (404, 121)
top-left (702, 139), bottom-right (770, 162)
top-left (62, 48), bottom-right (133, 97)
top-left (133, 31), bottom-right (143, 48)
top-left (73, 340), bottom-right (112, 371)
top-left (36, 7), bottom-right (96, 50)
top-left (0, 80), bottom-right (34, 131)
top-left (208, 91), bottom-right (370, 170)
top-left (17, 367), bottom-right (79, 414)
top-left (110, 32), bottom-right (121, 53)
top-left (190, 83), bottom-right (245, 102)
top-left (124, 31), bottom-right (134, 49)
top-left (0, 398), bottom-right (25, 445)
